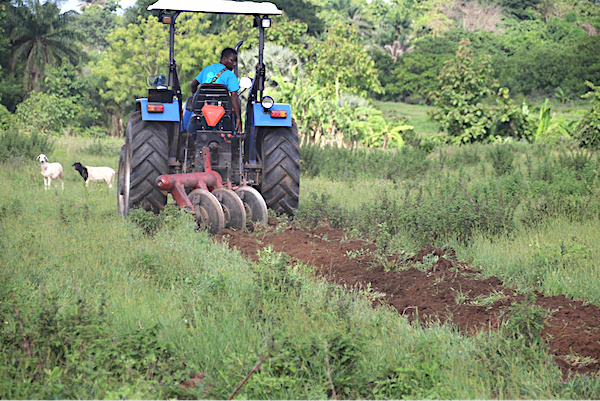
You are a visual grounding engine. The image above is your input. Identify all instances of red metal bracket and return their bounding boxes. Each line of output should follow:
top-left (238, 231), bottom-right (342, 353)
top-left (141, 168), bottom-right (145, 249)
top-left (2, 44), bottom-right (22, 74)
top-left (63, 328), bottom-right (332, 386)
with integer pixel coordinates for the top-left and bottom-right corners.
top-left (156, 147), bottom-right (223, 209)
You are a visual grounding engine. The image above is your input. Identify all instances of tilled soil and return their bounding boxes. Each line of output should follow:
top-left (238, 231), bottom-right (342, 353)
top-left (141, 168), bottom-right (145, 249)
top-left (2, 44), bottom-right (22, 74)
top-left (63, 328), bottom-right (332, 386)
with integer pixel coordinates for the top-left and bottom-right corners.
top-left (219, 220), bottom-right (600, 378)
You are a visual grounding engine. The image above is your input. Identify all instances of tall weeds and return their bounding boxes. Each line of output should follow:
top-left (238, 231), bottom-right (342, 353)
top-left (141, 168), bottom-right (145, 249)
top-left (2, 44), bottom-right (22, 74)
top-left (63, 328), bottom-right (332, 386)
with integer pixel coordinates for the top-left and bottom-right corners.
top-left (299, 143), bottom-right (600, 247)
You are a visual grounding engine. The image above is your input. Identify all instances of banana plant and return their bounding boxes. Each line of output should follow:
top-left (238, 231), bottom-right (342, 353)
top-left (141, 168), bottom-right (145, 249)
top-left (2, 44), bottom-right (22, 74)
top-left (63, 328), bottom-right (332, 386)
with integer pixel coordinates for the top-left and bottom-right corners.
top-left (356, 109), bottom-right (413, 149)
top-left (534, 98), bottom-right (552, 142)
top-left (533, 98), bottom-right (574, 144)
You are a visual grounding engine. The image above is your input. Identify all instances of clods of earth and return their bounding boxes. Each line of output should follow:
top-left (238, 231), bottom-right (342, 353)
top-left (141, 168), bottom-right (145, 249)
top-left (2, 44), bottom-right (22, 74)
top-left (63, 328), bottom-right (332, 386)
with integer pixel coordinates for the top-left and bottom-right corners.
top-left (219, 219), bottom-right (600, 378)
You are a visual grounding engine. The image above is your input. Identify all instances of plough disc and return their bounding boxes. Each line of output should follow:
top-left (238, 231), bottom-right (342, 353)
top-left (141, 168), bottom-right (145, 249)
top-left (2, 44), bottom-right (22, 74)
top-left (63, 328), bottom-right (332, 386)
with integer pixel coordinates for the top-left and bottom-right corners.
top-left (235, 186), bottom-right (268, 226)
top-left (213, 188), bottom-right (246, 231)
top-left (189, 189), bottom-right (225, 235)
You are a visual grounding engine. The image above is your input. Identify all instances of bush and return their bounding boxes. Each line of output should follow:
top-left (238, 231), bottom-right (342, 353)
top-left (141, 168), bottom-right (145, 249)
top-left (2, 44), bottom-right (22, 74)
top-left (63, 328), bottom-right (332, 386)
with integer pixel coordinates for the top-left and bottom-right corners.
top-left (298, 174), bottom-right (523, 246)
top-left (502, 295), bottom-right (548, 345)
top-left (0, 103), bottom-right (11, 131)
top-left (430, 40), bottom-right (531, 143)
top-left (429, 39), bottom-right (497, 143)
top-left (300, 144), bottom-right (430, 182)
top-left (573, 81), bottom-right (600, 150)
top-left (487, 143), bottom-right (515, 176)
top-left (81, 138), bottom-right (120, 157)
top-left (246, 330), bottom-right (366, 399)
top-left (0, 129), bottom-right (55, 162)
top-left (300, 141), bottom-right (600, 246)
top-left (129, 205), bottom-right (194, 236)
top-left (0, 285), bottom-right (198, 399)
top-left (12, 91), bottom-right (74, 135)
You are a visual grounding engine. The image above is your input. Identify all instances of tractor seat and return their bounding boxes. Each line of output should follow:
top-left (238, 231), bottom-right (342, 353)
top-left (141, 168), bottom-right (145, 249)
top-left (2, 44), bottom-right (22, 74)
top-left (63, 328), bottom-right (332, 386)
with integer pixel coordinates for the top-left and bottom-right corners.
top-left (190, 83), bottom-right (234, 131)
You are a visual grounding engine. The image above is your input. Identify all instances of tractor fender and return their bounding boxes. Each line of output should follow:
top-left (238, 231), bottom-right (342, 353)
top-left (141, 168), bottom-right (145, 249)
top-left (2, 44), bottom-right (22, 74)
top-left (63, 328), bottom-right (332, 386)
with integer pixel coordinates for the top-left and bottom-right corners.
top-left (137, 98), bottom-right (181, 122)
top-left (252, 103), bottom-right (292, 127)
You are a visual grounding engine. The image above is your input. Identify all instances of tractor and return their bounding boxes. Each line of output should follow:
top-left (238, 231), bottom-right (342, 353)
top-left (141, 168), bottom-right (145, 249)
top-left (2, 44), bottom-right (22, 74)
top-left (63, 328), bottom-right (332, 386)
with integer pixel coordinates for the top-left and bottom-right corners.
top-left (117, 0), bottom-right (300, 234)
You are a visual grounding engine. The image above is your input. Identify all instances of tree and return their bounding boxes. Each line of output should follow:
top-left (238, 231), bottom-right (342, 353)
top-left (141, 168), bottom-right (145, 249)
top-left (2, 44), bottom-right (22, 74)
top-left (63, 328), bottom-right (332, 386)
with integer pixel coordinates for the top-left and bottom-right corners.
top-left (238, 44), bottom-right (302, 89)
top-left (430, 38), bottom-right (498, 143)
top-left (271, 0), bottom-right (324, 34)
top-left (308, 22), bottom-right (383, 97)
top-left (90, 13), bottom-right (243, 135)
top-left (73, 3), bottom-right (119, 52)
top-left (91, 15), bottom-right (168, 135)
top-left (174, 13), bottom-right (247, 87)
top-left (431, 39), bottom-right (531, 143)
top-left (383, 37), bottom-right (455, 102)
top-left (41, 62), bottom-right (102, 132)
top-left (121, 0), bottom-right (154, 26)
top-left (502, 0), bottom-right (543, 20)
top-left (573, 81), bottom-right (600, 150)
top-left (12, 91), bottom-right (74, 135)
top-left (0, 3), bottom-right (23, 111)
top-left (372, 0), bottom-right (413, 46)
top-left (8, 0), bottom-right (84, 94)
top-left (413, 0), bottom-right (454, 37)
top-left (0, 4), bottom-right (9, 68)
top-left (375, 30), bottom-right (490, 102)
top-left (266, 14), bottom-right (310, 58)
top-left (537, 0), bottom-right (573, 21)
top-left (318, 0), bottom-right (365, 30)
top-left (498, 35), bottom-right (600, 97)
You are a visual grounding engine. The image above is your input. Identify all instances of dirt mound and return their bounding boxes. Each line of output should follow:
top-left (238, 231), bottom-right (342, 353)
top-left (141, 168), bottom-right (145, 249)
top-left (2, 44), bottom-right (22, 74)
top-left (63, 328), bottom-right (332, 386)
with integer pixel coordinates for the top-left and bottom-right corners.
top-left (219, 221), bottom-right (600, 377)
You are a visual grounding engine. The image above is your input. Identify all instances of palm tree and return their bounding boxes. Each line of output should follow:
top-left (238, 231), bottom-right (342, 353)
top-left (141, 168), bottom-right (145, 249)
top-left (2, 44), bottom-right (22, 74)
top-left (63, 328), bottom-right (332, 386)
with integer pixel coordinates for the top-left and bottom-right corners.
top-left (9, 0), bottom-right (84, 93)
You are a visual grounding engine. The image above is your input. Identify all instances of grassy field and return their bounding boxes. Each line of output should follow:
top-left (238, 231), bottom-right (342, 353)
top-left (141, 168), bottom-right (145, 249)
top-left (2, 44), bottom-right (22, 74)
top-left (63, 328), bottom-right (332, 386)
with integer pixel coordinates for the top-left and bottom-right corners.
top-left (300, 136), bottom-right (600, 304)
top-left (1, 130), bottom-right (600, 398)
top-left (374, 100), bottom-right (440, 137)
top-left (373, 99), bottom-right (589, 138)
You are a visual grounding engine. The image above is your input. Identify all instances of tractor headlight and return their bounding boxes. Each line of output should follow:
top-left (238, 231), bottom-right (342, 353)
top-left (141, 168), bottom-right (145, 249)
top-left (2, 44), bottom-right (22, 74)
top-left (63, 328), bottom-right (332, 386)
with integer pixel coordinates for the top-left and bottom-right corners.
top-left (261, 96), bottom-right (274, 110)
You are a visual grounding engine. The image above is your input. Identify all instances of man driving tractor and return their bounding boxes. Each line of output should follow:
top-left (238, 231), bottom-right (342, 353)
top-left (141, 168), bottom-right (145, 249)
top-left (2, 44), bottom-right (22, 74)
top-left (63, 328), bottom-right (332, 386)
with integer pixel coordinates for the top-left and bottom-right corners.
top-left (187, 47), bottom-right (243, 133)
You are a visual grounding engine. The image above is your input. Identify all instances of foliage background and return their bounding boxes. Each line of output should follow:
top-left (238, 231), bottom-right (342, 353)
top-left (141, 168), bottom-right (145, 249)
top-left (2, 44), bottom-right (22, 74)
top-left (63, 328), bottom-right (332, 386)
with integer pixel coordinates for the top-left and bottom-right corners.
top-left (0, 0), bottom-right (598, 145)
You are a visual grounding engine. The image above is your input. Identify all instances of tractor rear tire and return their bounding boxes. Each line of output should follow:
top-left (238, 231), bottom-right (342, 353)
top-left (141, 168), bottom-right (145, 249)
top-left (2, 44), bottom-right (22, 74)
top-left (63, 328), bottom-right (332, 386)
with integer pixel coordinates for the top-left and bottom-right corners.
top-left (260, 121), bottom-right (300, 215)
top-left (118, 111), bottom-right (169, 216)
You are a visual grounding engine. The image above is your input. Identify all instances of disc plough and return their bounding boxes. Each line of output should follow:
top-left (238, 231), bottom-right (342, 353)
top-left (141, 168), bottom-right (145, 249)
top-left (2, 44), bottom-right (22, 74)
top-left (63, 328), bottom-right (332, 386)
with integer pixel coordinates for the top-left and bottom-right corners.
top-left (155, 147), bottom-right (267, 234)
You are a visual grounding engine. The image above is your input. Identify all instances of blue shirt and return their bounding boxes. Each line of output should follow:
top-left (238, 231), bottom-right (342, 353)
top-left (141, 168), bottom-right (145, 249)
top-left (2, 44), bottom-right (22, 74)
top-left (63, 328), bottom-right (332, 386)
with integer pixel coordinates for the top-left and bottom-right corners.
top-left (195, 63), bottom-right (240, 92)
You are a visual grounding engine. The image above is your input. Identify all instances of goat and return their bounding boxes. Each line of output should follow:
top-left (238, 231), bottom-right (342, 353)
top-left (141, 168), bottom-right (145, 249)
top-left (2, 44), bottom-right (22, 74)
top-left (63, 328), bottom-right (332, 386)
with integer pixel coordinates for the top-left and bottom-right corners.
top-left (72, 162), bottom-right (116, 188)
top-left (37, 154), bottom-right (64, 190)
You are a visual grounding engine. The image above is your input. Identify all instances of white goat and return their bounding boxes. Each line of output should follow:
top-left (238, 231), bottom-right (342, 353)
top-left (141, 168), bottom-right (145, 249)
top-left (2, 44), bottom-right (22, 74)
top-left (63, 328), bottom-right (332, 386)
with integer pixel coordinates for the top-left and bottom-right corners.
top-left (37, 154), bottom-right (64, 190)
top-left (72, 162), bottom-right (116, 188)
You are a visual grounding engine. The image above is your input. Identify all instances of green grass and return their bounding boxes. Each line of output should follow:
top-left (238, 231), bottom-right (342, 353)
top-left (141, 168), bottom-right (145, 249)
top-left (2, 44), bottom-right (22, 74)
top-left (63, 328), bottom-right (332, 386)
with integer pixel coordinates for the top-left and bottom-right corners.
top-left (545, 99), bottom-right (590, 124)
top-left (300, 141), bottom-right (600, 306)
top-left (373, 100), bottom-right (440, 137)
top-left (455, 218), bottom-right (600, 304)
top-left (2, 137), bottom-right (599, 398)
top-left (372, 99), bottom-right (591, 139)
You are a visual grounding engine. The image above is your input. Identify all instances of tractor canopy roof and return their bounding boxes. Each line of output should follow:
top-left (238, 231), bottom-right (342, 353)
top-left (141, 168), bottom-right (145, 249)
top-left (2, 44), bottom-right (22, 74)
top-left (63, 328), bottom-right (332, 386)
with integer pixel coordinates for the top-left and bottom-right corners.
top-left (148, 0), bottom-right (282, 15)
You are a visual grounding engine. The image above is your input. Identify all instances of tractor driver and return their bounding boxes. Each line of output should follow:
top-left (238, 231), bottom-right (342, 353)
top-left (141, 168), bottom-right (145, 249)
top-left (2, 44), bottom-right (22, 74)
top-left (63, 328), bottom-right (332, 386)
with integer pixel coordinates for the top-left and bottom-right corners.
top-left (188, 47), bottom-right (243, 133)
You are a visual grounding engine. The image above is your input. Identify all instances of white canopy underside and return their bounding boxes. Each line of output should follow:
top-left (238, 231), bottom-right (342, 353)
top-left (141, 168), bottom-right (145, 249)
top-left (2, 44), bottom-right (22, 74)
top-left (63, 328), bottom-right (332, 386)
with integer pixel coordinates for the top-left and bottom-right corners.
top-left (148, 0), bottom-right (282, 15)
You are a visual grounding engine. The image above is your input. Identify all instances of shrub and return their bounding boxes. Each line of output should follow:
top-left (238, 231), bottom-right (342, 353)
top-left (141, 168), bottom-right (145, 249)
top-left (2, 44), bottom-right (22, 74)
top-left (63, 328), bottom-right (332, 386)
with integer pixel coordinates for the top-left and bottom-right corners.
top-left (0, 103), bottom-right (11, 131)
top-left (0, 129), bottom-right (55, 162)
top-left (429, 39), bottom-right (497, 143)
top-left (246, 330), bottom-right (366, 399)
top-left (487, 143), bottom-right (515, 176)
top-left (430, 40), bottom-right (531, 143)
top-left (502, 295), bottom-right (548, 346)
top-left (12, 91), bottom-right (74, 135)
top-left (300, 144), bottom-right (430, 182)
top-left (573, 81), bottom-right (600, 150)
top-left (0, 285), bottom-right (198, 399)
top-left (81, 138), bottom-right (120, 157)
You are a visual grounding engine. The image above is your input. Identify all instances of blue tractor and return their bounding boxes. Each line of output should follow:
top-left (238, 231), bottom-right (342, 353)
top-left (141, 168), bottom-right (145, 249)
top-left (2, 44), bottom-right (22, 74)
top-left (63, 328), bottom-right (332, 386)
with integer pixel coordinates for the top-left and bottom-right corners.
top-left (117, 0), bottom-right (300, 234)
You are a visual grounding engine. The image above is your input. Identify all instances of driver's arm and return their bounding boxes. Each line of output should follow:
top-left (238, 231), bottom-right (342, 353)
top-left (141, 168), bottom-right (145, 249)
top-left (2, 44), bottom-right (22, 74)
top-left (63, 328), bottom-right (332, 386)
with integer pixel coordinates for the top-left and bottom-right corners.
top-left (231, 91), bottom-right (242, 132)
top-left (191, 78), bottom-right (200, 94)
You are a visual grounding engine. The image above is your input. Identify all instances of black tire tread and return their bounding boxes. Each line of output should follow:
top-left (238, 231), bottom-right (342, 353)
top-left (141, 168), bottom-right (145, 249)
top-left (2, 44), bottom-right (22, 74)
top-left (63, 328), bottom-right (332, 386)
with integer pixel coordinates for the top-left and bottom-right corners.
top-left (261, 123), bottom-right (300, 215)
top-left (128, 112), bottom-right (169, 213)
